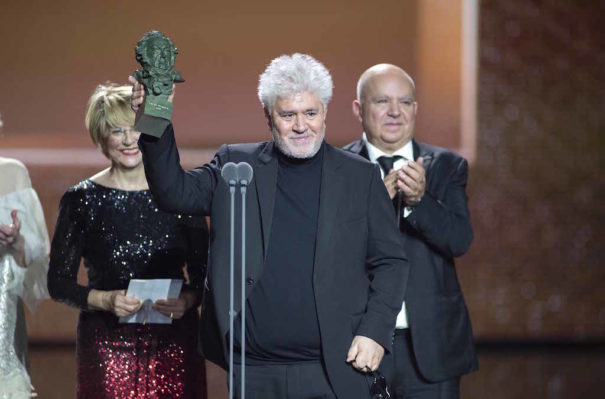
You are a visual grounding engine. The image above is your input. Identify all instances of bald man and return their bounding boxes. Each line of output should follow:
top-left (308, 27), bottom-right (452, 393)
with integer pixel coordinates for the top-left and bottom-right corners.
top-left (344, 64), bottom-right (478, 399)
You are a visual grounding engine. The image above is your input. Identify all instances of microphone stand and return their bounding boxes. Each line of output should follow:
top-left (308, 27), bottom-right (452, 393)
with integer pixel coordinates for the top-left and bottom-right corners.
top-left (222, 163), bottom-right (237, 399)
top-left (237, 162), bottom-right (253, 399)
top-left (240, 179), bottom-right (246, 399)
top-left (221, 162), bottom-right (253, 399)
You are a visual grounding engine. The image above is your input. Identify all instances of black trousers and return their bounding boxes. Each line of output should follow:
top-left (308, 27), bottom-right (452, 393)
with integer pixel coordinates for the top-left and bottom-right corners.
top-left (390, 329), bottom-right (460, 399)
top-left (233, 361), bottom-right (337, 399)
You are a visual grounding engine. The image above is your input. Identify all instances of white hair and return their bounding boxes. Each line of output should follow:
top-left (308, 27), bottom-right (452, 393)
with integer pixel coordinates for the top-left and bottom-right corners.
top-left (258, 53), bottom-right (333, 112)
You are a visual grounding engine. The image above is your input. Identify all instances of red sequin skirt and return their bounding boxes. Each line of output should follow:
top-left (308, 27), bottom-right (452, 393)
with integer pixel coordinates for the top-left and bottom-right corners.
top-left (76, 310), bottom-right (206, 399)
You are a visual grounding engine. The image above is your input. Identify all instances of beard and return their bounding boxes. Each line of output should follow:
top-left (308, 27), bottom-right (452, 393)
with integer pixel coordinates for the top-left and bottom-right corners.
top-left (271, 123), bottom-right (326, 159)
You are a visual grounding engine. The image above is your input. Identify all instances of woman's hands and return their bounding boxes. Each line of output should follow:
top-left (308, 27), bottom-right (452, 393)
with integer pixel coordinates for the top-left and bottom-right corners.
top-left (153, 289), bottom-right (198, 320)
top-left (0, 209), bottom-right (26, 267)
top-left (88, 289), bottom-right (142, 317)
top-left (88, 286), bottom-right (199, 319)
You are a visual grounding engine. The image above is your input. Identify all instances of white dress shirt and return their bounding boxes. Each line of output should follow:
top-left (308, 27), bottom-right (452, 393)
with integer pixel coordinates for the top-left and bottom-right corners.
top-left (362, 134), bottom-right (412, 329)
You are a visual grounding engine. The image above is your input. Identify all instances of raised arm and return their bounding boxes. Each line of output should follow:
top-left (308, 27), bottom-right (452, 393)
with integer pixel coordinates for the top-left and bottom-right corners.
top-left (130, 76), bottom-right (223, 215)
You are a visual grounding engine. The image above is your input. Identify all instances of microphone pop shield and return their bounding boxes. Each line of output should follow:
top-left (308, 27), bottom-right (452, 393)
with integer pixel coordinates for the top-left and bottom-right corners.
top-left (236, 162), bottom-right (253, 186)
top-left (221, 162), bottom-right (238, 185)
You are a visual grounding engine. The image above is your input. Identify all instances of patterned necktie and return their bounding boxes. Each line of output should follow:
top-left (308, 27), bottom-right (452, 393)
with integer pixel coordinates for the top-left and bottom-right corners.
top-left (376, 155), bottom-right (403, 176)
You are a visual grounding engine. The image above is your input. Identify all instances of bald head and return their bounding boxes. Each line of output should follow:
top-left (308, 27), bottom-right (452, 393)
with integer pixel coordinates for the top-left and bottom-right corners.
top-left (356, 64), bottom-right (415, 101)
top-left (352, 63), bottom-right (418, 153)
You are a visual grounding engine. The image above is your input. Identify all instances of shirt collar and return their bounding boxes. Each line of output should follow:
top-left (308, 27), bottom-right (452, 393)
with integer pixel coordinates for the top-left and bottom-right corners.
top-left (362, 133), bottom-right (414, 163)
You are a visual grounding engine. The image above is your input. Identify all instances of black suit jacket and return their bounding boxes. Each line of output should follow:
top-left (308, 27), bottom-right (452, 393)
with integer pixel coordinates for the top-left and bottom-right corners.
top-left (139, 126), bottom-right (409, 399)
top-left (344, 139), bottom-right (478, 382)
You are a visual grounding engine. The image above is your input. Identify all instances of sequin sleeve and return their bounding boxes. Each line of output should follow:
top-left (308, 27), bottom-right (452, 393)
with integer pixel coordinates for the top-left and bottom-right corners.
top-left (48, 187), bottom-right (91, 309)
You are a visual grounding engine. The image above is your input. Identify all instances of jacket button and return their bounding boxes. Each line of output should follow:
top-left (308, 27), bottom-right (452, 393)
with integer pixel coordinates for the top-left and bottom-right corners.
top-left (246, 277), bottom-right (254, 285)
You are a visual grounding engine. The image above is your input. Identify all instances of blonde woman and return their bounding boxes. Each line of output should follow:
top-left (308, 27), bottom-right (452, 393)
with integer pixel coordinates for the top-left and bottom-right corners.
top-left (48, 83), bottom-right (208, 398)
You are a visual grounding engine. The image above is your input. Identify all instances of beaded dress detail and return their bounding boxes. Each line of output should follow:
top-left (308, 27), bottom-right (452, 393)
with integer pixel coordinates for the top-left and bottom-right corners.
top-left (0, 250), bottom-right (32, 398)
top-left (48, 180), bottom-right (208, 399)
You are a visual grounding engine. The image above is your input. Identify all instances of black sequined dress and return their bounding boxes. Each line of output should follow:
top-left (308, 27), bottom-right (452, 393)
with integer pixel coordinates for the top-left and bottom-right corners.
top-left (48, 180), bottom-right (208, 399)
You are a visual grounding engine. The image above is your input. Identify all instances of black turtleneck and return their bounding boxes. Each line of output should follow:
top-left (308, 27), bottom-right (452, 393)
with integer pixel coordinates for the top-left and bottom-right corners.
top-left (234, 142), bottom-right (324, 364)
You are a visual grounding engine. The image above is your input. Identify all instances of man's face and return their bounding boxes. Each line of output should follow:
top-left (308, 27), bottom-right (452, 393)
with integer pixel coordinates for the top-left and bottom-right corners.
top-left (353, 71), bottom-right (417, 153)
top-left (270, 91), bottom-right (326, 159)
top-left (146, 37), bottom-right (171, 70)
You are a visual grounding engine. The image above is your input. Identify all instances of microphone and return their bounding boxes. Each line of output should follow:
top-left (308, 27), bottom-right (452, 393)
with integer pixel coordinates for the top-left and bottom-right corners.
top-left (221, 162), bottom-right (238, 186)
top-left (236, 162), bottom-right (253, 186)
top-left (223, 161), bottom-right (238, 399)
top-left (221, 161), bottom-right (254, 399)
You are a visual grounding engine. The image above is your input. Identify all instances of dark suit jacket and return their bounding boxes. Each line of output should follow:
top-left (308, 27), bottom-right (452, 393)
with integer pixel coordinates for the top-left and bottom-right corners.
top-left (139, 126), bottom-right (409, 399)
top-left (344, 139), bottom-right (478, 382)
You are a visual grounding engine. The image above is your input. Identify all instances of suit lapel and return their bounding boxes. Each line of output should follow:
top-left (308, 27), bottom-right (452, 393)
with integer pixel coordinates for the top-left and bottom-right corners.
top-left (413, 139), bottom-right (434, 173)
top-left (347, 139), bottom-right (369, 160)
top-left (314, 144), bottom-right (344, 270)
top-left (255, 142), bottom-right (278, 258)
top-left (355, 140), bottom-right (369, 160)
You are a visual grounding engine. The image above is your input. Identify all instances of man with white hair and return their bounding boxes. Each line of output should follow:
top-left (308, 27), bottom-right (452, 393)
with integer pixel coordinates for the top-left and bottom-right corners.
top-left (132, 54), bottom-right (408, 398)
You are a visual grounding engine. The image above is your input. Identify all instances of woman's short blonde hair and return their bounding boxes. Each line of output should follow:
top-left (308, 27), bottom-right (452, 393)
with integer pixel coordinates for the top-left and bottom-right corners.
top-left (84, 83), bottom-right (135, 156)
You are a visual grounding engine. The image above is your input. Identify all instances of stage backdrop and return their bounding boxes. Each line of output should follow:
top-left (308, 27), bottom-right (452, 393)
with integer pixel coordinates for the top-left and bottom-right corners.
top-left (0, 0), bottom-right (471, 153)
top-left (1, 0), bottom-right (473, 341)
top-left (1, 0), bottom-right (602, 344)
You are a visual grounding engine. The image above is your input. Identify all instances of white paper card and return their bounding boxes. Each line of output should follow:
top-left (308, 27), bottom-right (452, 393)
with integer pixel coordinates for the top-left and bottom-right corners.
top-left (119, 279), bottom-right (183, 324)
